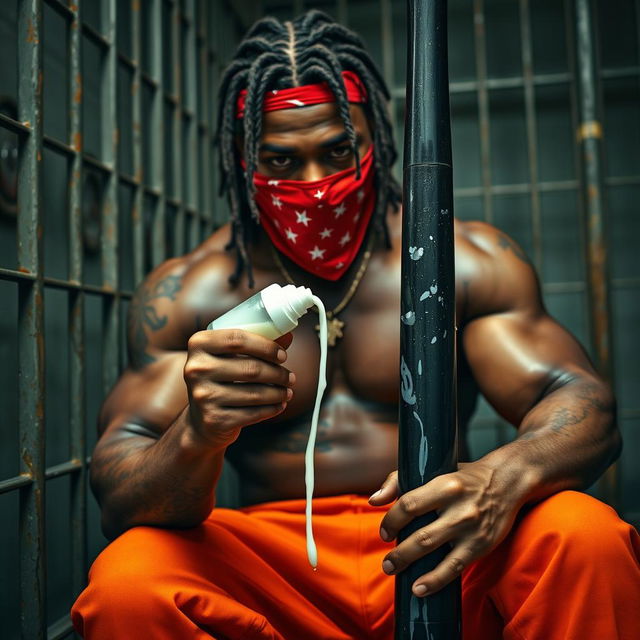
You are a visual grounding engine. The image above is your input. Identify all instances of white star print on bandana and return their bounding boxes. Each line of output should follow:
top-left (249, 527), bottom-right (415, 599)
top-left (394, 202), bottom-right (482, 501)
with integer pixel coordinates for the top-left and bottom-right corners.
top-left (252, 146), bottom-right (376, 280)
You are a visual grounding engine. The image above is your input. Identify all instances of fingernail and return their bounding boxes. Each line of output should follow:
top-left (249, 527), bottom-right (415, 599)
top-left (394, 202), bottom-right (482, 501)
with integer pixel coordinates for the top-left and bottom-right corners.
top-left (277, 349), bottom-right (287, 362)
top-left (382, 559), bottom-right (396, 575)
top-left (413, 585), bottom-right (428, 597)
top-left (288, 372), bottom-right (296, 385)
top-left (369, 489), bottom-right (382, 501)
top-left (286, 388), bottom-right (293, 400)
top-left (380, 527), bottom-right (391, 542)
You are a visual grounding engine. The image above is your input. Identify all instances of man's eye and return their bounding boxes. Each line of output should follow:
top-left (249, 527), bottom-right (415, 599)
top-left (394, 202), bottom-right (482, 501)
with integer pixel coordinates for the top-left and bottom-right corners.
top-left (267, 156), bottom-right (293, 168)
top-left (329, 146), bottom-right (352, 160)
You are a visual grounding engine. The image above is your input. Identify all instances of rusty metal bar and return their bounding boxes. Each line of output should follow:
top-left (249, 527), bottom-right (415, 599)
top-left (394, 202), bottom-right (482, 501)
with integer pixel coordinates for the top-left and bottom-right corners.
top-left (184, 0), bottom-right (200, 250)
top-left (171, 0), bottom-right (185, 256)
top-left (131, 0), bottom-right (145, 285)
top-left (17, 0), bottom-right (46, 636)
top-left (45, 459), bottom-right (83, 480)
top-left (197, 0), bottom-right (213, 236)
top-left (208, 0), bottom-right (222, 230)
top-left (150, 0), bottom-right (166, 266)
top-left (519, 0), bottom-right (543, 272)
top-left (0, 474), bottom-right (33, 495)
top-left (569, 0), bottom-right (617, 505)
top-left (380, 0), bottom-right (397, 176)
top-left (472, 0), bottom-right (493, 224)
top-left (101, 0), bottom-right (120, 393)
top-left (67, 0), bottom-right (87, 605)
top-left (0, 111), bottom-right (33, 134)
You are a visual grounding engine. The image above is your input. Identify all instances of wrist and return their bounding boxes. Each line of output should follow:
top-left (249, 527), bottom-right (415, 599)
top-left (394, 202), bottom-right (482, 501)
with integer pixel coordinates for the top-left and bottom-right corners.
top-left (478, 444), bottom-right (543, 509)
top-left (176, 407), bottom-right (234, 458)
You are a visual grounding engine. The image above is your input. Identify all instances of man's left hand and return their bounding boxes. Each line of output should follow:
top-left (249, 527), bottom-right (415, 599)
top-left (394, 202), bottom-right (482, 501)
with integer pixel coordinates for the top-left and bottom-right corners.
top-left (369, 461), bottom-right (522, 596)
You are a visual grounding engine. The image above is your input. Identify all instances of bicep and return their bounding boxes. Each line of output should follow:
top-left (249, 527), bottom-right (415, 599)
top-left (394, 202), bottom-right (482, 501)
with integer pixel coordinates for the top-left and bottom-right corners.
top-left (462, 310), bottom-right (596, 427)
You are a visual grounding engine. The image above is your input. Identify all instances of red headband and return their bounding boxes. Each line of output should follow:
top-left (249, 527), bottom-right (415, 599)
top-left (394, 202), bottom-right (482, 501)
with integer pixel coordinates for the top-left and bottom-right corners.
top-left (235, 70), bottom-right (367, 119)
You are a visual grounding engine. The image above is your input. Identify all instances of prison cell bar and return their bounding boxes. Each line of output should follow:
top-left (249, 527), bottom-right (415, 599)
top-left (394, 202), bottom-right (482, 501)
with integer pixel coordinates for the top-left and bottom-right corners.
top-left (569, 0), bottom-right (617, 505)
top-left (396, 0), bottom-right (461, 638)
top-left (17, 0), bottom-right (46, 637)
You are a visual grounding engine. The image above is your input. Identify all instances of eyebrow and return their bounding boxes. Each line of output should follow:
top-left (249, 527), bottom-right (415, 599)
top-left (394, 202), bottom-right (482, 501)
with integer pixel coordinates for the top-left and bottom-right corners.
top-left (259, 131), bottom-right (360, 155)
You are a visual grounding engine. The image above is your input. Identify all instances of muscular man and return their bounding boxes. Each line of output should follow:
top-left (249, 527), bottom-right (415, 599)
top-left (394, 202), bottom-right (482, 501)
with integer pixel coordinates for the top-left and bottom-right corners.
top-left (72, 11), bottom-right (640, 639)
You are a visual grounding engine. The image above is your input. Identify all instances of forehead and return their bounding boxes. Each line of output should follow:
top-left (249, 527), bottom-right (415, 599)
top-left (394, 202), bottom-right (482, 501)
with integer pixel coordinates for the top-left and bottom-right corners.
top-left (260, 102), bottom-right (369, 142)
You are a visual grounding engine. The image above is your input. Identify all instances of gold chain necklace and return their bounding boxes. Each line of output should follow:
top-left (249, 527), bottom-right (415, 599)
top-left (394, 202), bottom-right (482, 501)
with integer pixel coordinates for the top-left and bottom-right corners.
top-left (269, 233), bottom-right (376, 347)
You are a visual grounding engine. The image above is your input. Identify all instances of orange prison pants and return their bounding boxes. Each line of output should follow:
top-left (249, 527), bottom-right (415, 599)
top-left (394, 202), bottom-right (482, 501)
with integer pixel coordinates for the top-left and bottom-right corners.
top-left (71, 491), bottom-right (640, 639)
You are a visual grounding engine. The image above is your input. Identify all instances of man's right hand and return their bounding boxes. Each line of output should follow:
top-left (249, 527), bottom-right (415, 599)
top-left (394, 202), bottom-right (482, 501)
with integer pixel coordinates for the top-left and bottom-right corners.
top-left (183, 329), bottom-right (295, 450)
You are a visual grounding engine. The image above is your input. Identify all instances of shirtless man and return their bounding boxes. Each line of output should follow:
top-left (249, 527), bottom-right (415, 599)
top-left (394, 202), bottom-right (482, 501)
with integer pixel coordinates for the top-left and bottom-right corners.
top-left (71, 10), bottom-right (640, 640)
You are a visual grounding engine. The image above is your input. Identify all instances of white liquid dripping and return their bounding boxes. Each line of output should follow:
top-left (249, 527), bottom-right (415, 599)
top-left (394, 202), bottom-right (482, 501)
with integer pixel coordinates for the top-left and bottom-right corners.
top-left (305, 295), bottom-right (328, 569)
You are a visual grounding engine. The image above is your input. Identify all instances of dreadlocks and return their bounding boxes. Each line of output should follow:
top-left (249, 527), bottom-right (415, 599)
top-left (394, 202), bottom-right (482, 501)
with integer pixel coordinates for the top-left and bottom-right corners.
top-left (216, 10), bottom-right (401, 287)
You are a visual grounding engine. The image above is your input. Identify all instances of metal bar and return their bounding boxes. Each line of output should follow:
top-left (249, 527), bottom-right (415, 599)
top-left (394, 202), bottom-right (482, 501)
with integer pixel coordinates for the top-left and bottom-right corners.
top-left (82, 152), bottom-right (113, 174)
top-left (45, 459), bottom-right (83, 480)
top-left (397, 1), bottom-right (460, 637)
top-left (569, 0), bottom-right (617, 505)
top-left (43, 276), bottom-right (132, 297)
top-left (171, 0), bottom-right (185, 256)
top-left (0, 267), bottom-right (37, 283)
top-left (0, 111), bottom-right (32, 135)
top-left (197, 0), bottom-right (213, 236)
top-left (117, 50), bottom-right (137, 71)
top-left (600, 65), bottom-right (640, 79)
top-left (81, 22), bottom-right (110, 50)
top-left (43, 0), bottom-right (74, 20)
top-left (67, 0), bottom-right (87, 603)
top-left (606, 175), bottom-right (640, 186)
top-left (185, 0), bottom-right (200, 250)
top-left (519, 0), bottom-right (543, 272)
top-left (0, 474), bottom-right (33, 495)
top-left (101, 0), bottom-right (120, 393)
top-left (472, 0), bottom-right (493, 223)
top-left (208, 0), bottom-right (222, 231)
top-left (392, 72), bottom-right (573, 98)
top-left (46, 615), bottom-right (75, 640)
top-left (380, 0), bottom-right (397, 153)
top-left (150, 0), bottom-right (167, 266)
top-left (43, 134), bottom-right (77, 157)
top-left (131, 0), bottom-right (145, 285)
top-left (454, 179), bottom-right (579, 197)
top-left (17, 0), bottom-right (46, 637)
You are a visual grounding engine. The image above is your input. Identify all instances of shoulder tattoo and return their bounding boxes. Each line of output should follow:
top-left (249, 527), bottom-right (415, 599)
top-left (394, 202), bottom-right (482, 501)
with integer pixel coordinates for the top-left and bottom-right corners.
top-left (497, 232), bottom-right (532, 267)
top-left (128, 274), bottom-right (183, 368)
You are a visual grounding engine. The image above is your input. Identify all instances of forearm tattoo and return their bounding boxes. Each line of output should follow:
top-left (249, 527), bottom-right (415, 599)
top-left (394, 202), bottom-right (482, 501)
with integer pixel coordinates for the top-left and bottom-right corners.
top-left (518, 380), bottom-right (614, 441)
top-left (127, 274), bottom-right (183, 368)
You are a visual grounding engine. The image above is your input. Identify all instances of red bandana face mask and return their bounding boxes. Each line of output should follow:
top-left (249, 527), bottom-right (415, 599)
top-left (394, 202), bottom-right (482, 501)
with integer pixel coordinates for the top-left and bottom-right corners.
top-left (252, 146), bottom-right (376, 281)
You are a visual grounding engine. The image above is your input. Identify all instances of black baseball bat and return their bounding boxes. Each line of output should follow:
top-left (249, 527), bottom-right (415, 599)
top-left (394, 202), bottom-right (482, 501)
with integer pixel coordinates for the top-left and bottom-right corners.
top-left (395, 0), bottom-right (461, 638)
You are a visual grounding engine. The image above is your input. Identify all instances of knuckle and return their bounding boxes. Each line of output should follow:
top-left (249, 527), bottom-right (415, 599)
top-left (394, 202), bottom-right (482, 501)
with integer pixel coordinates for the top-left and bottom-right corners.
top-left (190, 385), bottom-right (210, 404)
top-left (187, 331), bottom-right (205, 352)
top-left (415, 529), bottom-right (434, 549)
top-left (398, 494), bottom-right (420, 516)
top-left (183, 358), bottom-right (205, 381)
top-left (245, 387), bottom-right (263, 404)
top-left (473, 532), bottom-right (492, 551)
top-left (447, 556), bottom-right (465, 575)
top-left (242, 359), bottom-right (262, 380)
top-left (444, 476), bottom-right (464, 496)
top-left (461, 504), bottom-right (482, 525)
top-left (224, 329), bottom-right (247, 351)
